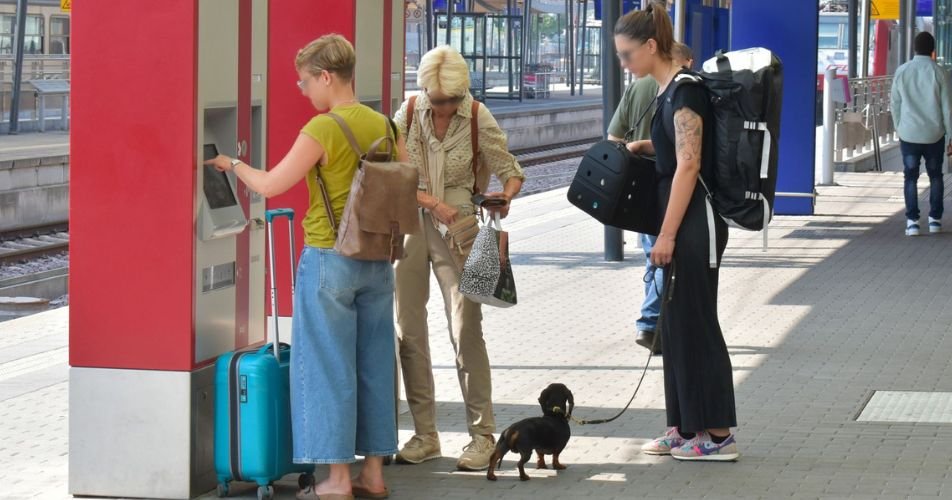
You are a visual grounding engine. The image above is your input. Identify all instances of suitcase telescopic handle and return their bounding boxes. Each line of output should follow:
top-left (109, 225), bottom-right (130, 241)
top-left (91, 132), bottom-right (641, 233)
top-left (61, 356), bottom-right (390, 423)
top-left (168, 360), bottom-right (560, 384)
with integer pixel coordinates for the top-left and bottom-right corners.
top-left (264, 209), bottom-right (296, 360)
top-left (265, 208), bottom-right (295, 223)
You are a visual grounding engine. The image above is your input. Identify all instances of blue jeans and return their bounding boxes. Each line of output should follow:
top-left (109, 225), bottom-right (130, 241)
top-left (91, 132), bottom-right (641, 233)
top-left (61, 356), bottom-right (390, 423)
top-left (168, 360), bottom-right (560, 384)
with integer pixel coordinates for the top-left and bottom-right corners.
top-left (290, 247), bottom-right (398, 464)
top-left (636, 233), bottom-right (664, 332)
top-left (901, 139), bottom-right (945, 221)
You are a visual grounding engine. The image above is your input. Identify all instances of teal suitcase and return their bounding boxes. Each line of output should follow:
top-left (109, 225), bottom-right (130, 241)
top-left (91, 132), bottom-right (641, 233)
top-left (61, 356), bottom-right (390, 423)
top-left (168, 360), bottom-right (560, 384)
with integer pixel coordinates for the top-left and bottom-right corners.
top-left (214, 209), bottom-right (312, 500)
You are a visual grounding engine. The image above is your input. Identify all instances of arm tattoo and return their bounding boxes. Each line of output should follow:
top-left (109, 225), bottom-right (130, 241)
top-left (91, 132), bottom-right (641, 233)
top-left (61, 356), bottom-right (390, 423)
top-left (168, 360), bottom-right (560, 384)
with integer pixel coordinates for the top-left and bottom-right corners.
top-left (673, 108), bottom-right (702, 163)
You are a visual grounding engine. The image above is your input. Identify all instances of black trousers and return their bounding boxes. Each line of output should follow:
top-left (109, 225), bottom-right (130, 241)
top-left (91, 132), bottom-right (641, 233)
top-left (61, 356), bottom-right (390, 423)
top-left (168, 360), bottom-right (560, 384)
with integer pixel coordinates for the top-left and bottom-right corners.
top-left (657, 181), bottom-right (736, 433)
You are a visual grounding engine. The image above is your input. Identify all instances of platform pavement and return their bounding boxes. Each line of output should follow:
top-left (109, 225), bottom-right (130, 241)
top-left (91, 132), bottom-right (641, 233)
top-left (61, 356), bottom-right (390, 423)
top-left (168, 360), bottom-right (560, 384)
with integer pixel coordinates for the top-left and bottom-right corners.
top-left (0, 131), bottom-right (69, 164)
top-left (2, 172), bottom-right (952, 499)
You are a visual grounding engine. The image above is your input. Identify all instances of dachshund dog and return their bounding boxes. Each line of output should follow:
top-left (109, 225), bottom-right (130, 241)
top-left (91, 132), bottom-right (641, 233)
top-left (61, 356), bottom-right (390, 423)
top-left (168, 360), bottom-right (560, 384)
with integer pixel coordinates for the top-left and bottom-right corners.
top-left (486, 383), bottom-right (574, 481)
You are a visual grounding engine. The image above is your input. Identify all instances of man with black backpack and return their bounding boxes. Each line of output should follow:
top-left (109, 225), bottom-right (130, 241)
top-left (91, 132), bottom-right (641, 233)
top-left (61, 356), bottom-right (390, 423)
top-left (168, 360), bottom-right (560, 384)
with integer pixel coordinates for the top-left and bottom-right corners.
top-left (891, 32), bottom-right (951, 236)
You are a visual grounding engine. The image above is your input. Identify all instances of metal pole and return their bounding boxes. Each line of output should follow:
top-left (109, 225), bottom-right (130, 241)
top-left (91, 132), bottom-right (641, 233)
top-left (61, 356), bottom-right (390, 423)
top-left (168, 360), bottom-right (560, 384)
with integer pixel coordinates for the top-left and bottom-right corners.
top-left (446, 0), bottom-right (454, 45)
top-left (9, 0), bottom-right (29, 135)
top-left (580, 0), bottom-right (587, 95)
top-left (899, 0), bottom-right (915, 63)
top-left (905, 0), bottom-right (916, 61)
top-left (558, 11), bottom-right (563, 74)
top-left (569, 0), bottom-right (576, 95)
top-left (418, 23), bottom-right (424, 67)
top-left (847, 0), bottom-right (859, 78)
top-left (507, 0), bottom-right (514, 97)
top-left (859, 0), bottom-right (871, 77)
top-left (602, 0), bottom-right (624, 261)
top-left (520, 0), bottom-right (531, 101)
top-left (898, 0), bottom-right (907, 63)
top-left (820, 67), bottom-right (837, 186)
top-left (426, 0), bottom-right (434, 50)
top-left (673, 0), bottom-right (686, 42)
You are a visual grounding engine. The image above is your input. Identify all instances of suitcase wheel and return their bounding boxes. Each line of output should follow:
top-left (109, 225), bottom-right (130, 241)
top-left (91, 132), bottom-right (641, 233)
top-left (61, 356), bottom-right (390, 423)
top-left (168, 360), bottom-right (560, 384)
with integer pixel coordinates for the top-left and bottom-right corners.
top-left (216, 483), bottom-right (229, 498)
top-left (256, 485), bottom-right (274, 500)
top-left (298, 472), bottom-right (314, 489)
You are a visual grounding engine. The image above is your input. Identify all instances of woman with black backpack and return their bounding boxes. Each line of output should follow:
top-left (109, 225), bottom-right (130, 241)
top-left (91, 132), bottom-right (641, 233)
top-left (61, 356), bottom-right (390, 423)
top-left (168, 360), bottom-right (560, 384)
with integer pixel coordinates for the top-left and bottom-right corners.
top-left (616, 1), bottom-right (739, 461)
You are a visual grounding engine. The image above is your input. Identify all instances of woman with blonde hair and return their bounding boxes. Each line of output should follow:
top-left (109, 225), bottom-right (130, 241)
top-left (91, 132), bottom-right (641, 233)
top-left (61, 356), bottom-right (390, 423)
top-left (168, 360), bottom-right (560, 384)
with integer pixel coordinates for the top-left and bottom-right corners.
top-left (391, 45), bottom-right (525, 471)
top-left (206, 34), bottom-right (398, 499)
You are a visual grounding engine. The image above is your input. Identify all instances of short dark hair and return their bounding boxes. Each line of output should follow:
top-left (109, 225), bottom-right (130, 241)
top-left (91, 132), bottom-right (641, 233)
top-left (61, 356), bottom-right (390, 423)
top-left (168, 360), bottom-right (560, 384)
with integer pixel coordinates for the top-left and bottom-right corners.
top-left (915, 32), bottom-right (935, 56)
top-left (672, 43), bottom-right (694, 69)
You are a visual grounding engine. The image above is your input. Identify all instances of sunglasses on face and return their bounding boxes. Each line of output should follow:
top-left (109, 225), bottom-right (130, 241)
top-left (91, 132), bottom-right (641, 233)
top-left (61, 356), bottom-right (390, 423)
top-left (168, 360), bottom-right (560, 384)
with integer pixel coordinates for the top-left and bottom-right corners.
top-left (427, 93), bottom-right (464, 106)
top-left (617, 42), bottom-right (649, 63)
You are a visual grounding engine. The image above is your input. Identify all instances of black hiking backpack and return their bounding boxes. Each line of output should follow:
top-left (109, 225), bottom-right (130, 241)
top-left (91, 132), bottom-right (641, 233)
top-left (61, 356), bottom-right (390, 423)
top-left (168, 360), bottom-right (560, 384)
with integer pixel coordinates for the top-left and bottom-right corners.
top-left (661, 48), bottom-right (784, 235)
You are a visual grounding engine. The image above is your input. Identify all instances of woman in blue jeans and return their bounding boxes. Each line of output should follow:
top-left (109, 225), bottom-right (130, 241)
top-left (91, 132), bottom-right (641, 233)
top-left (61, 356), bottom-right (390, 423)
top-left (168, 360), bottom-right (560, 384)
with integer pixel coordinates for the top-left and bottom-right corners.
top-left (205, 35), bottom-right (398, 500)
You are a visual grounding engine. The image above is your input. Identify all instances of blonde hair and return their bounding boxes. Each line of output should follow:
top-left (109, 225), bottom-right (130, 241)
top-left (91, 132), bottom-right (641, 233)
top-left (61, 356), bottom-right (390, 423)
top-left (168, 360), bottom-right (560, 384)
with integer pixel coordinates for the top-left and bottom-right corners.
top-left (295, 34), bottom-right (356, 82)
top-left (417, 45), bottom-right (470, 97)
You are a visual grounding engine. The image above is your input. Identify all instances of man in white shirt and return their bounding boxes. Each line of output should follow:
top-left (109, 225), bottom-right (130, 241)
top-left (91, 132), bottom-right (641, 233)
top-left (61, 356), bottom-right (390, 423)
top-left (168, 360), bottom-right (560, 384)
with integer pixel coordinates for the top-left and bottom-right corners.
top-left (891, 32), bottom-right (951, 236)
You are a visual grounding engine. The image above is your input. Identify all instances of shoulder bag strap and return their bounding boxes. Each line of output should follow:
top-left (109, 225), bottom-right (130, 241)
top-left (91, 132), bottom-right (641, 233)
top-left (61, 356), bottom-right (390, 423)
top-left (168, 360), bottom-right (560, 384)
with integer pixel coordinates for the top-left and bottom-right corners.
top-left (407, 95), bottom-right (417, 132)
top-left (470, 100), bottom-right (481, 195)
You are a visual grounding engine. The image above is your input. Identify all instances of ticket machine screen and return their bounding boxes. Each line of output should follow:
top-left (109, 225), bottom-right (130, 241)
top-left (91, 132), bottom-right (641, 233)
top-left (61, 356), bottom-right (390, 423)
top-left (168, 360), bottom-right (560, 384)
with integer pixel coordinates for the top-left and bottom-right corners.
top-left (202, 144), bottom-right (239, 209)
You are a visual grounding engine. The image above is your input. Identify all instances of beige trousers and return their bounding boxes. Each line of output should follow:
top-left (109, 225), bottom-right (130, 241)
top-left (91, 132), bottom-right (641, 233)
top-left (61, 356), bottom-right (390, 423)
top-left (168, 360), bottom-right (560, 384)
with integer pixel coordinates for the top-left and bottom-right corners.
top-left (395, 208), bottom-right (495, 437)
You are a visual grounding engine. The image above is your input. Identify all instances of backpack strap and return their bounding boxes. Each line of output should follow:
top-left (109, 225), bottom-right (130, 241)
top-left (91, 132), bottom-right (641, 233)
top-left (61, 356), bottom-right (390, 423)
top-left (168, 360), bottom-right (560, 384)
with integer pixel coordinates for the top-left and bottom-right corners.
top-left (316, 111), bottom-right (390, 234)
top-left (314, 112), bottom-right (361, 234)
top-left (325, 112), bottom-right (364, 157)
top-left (660, 72), bottom-right (703, 145)
top-left (470, 100), bottom-right (481, 195)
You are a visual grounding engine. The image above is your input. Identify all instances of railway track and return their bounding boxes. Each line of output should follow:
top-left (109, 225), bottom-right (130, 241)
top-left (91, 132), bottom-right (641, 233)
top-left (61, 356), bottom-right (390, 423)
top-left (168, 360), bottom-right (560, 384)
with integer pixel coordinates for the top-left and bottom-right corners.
top-left (491, 139), bottom-right (598, 196)
top-left (512, 138), bottom-right (597, 167)
top-left (0, 223), bottom-right (70, 265)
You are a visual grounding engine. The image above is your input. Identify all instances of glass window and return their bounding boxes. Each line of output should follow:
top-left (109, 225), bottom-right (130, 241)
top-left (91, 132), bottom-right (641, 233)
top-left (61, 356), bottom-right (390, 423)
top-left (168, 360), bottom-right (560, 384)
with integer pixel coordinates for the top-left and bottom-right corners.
top-left (1, 14), bottom-right (14, 34)
top-left (0, 14), bottom-right (13, 55)
top-left (50, 16), bottom-right (69, 54)
top-left (818, 24), bottom-right (842, 50)
top-left (25, 14), bottom-right (44, 54)
top-left (50, 16), bottom-right (69, 36)
top-left (25, 15), bottom-right (43, 35)
top-left (0, 14), bottom-right (47, 55)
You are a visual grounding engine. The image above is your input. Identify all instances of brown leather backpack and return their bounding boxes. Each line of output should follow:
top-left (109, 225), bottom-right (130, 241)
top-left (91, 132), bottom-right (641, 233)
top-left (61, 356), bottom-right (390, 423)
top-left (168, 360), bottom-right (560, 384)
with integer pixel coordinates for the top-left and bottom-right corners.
top-left (317, 113), bottom-right (419, 263)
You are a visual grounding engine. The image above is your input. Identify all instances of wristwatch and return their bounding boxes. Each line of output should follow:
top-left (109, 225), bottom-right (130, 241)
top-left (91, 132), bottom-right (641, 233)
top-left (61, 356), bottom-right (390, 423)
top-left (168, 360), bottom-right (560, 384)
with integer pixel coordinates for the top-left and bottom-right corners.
top-left (230, 158), bottom-right (242, 169)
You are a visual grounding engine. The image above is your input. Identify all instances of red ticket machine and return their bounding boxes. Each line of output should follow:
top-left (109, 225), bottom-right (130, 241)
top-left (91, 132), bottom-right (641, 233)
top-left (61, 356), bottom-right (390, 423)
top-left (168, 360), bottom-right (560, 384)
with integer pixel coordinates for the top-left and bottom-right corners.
top-left (69, 2), bottom-right (403, 498)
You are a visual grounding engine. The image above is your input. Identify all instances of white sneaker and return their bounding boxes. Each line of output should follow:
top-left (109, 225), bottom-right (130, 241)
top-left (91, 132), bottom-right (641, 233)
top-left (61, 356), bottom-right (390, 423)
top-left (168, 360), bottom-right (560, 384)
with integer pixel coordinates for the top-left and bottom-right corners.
top-left (906, 220), bottom-right (920, 236)
top-left (929, 217), bottom-right (942, 234)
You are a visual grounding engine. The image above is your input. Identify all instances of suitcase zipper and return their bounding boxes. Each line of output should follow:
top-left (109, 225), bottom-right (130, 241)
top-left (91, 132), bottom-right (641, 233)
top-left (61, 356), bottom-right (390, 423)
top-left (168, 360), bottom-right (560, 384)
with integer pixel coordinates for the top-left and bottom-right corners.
top-left (229, 352), bottom-right (248, 482)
